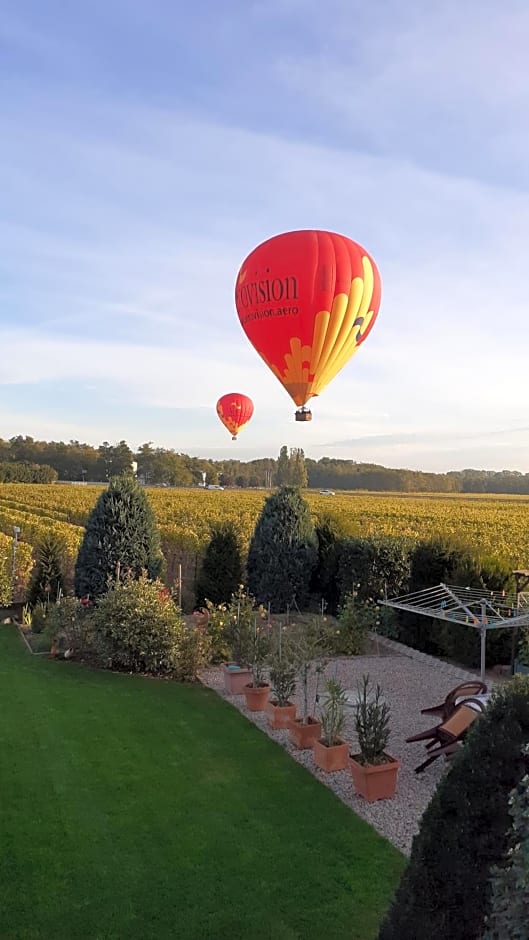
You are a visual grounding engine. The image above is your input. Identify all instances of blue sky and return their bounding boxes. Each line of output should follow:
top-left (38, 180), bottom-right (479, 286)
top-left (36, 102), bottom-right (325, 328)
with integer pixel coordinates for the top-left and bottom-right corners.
top-left (1, 0), bottom-right (529, 471)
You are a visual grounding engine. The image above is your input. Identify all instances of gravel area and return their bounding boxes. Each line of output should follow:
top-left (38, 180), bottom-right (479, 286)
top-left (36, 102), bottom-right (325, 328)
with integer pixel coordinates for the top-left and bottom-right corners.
top-left (200, 635), bottom-right (493, 856)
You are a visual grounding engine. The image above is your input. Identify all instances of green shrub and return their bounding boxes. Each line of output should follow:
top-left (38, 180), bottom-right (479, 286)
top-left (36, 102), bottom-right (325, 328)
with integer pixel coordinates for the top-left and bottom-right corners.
top-left (93, 575), bottom-right (188, 675)
top-left (330, 595), bottom-right (372, 655)
top-left (483, 744), bottom-right (529, 939)
top-left (74, 474), bottom-right (163, 601)
top-left (47, 596), bottom-right (95, 657)
top-left (195, 521), bottom-right (243, 608)
top-left (27, 531), bottom-right (67, 608)
top-left (337, 536), bottom-right (411, 607)
top-left (247, 486), bottom-right (318, 612)
top-left (378, 677), bottom-right (529, 940)
top-left (223, 585), bottom-right (264, 667)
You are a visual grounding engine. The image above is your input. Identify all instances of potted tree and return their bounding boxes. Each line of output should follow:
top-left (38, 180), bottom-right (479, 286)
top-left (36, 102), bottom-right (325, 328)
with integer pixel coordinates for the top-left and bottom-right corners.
top-left (313, 678), bottom-right (349, 772)
top-left (287, 619), bottom-right (327, 749)
top-left (222, 587), bottom-right (256, 694)
top-left (267, 653), bottom-right (297, 729)
top-left (349, 674), bottom-right (400, 801)
top-left (243, 621), bottom-right (271, 712)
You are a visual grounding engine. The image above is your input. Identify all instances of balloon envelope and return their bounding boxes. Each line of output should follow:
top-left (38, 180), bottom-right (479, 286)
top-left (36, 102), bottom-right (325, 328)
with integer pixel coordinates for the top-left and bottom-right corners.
top-left (216, 393), bottom-right (254, 440)
top-left (235, 229), bottom-right (381, 408)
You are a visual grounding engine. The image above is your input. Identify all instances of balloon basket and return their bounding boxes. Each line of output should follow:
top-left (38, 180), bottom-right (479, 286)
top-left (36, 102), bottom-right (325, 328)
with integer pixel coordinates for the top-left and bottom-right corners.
top-left (295, 409), bottom-right (312, 422)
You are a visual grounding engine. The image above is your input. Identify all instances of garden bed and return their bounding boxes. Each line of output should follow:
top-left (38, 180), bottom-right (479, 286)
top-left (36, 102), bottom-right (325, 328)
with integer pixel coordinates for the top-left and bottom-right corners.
top-left (201, 634), bottom-right (489, 856)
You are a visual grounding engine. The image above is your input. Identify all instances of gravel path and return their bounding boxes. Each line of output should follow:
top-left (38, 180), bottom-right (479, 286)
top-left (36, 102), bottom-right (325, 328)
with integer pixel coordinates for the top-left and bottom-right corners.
top-left (200, 635), bottom-right (493, 856)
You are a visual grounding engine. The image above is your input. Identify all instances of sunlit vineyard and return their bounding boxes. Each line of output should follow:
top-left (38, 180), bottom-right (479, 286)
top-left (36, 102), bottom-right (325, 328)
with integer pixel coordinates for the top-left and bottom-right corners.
top-left (0, 483), bottom-right (528, 605)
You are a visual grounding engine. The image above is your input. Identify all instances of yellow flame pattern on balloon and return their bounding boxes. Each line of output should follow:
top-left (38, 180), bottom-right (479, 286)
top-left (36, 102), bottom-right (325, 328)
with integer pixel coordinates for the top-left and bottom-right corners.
top-left (217, 403), bottom-right (250, 438)
top-left (263, 256), bottom-right (376, 407)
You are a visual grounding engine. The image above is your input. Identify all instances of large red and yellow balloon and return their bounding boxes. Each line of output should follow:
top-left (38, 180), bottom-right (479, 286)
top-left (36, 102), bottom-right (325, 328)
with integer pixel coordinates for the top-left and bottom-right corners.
top-left (235, 230), bottom-right (381, 419)
top-left (216, 392), bottom-right (254, 441)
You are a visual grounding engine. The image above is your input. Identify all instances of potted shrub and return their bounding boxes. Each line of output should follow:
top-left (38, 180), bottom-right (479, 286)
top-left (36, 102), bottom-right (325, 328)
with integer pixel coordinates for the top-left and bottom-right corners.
top-left (222, 587), bottom-right (257, 694)
top-left (313, 678), bottom-right (349, 772)
top-left (287, 619), bottom-right (327, 749)
top-left (349, 674), bottom-right (400, 801)
top-left (267, 652), bottom-right (297, 729)
top-left (243, 622), bottom-right (271, 712)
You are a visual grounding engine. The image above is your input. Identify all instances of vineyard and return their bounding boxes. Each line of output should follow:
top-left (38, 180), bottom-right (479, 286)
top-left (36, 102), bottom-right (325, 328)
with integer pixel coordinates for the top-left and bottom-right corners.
top-left (1, 484), bottom-right (529, 606)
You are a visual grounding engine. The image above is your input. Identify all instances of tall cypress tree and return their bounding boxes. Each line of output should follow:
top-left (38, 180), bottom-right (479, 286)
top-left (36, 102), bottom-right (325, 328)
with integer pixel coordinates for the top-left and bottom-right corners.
top-left (195, 522), bottom-right (243, 607)
top-left (247, 485), bottom-right (317, 612)
top-left (74, 475), bottom-right (163, 600)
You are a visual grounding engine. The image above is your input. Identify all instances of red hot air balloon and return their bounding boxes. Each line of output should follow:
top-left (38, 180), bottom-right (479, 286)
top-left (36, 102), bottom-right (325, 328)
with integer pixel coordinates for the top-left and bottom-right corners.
top-left (216, 393), bottom-right (254, 441)
top-left (235, 230), bottom-right (381, 421)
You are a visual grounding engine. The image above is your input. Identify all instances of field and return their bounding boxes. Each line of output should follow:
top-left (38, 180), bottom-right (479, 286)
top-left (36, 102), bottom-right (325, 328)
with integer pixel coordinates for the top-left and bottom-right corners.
top-left (1, 484), bottom-right (529, 604)
top-left (0, 627), bottom-right (403, 938)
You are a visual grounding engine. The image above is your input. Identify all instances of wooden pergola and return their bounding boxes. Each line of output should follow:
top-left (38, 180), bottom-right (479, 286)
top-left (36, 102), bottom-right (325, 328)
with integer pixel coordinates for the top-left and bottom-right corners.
top-left (380, 580), bottom-right (529, 681)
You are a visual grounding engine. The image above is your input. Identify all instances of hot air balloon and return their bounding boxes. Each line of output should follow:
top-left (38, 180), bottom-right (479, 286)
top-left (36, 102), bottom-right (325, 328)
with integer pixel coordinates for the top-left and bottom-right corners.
top-left (235, 230), bottom-right (381, 421)
top-left (216, 392), bottom-right (254, 441)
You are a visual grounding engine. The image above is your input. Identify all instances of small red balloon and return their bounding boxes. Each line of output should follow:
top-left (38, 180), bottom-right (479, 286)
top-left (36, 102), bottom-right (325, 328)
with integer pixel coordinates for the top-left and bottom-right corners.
top-left (216, 393), bottom-right (254, 441)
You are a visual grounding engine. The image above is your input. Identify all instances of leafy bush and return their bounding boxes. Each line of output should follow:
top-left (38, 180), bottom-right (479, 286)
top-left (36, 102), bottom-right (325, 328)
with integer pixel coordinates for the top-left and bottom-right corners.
top-left (93, 575), bottom-right (189, 676)
top-left (483, 744), bottom-right (529, 939)
top-left (46, 596), bottom-right (95, 657)
top-left (337, 536), bottom-right (411, 607)
top-left (330, 595), bottom-right (372, 655)
top-left (378, 676), bottom-right (529, 940)
top-left (285, 618), bottom-right (328, 723)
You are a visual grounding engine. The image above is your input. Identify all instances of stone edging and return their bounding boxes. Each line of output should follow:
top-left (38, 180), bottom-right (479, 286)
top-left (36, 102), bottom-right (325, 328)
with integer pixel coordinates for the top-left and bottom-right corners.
top-left (369, 632), bottom-right (484, 683)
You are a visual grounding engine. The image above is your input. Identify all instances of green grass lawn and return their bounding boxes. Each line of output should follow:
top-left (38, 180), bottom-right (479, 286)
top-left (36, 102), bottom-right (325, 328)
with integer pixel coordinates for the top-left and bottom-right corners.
top-left (0, 628), bottom-right (404, 940)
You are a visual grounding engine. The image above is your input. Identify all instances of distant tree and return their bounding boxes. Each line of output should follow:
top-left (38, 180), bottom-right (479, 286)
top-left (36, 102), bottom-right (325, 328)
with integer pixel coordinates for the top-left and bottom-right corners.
top-left (276, 446), bottom-right (290, 485)
top-left (27, 531), bottom-right (67, 607)
top-left (195, 522), bottom-right (243, 607)
top-left (247, 486), bottom-right (318, 612)
top-left (74, 475), bottom-right (163, 600)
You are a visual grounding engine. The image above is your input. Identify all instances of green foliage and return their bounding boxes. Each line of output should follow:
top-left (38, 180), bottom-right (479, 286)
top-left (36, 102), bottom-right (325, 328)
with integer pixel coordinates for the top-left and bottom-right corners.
top-left (311, 512), bottom-right (355, 614)
top-left (74, 474), bottom-right (163, 601)
top-left (337, 536), bottom-right (411, 607)
top-left (92, 575), bottom-right (198, 676)
top-left (248, 623), bottom-right (272, 688)
top-left (223, 585), bottom-right (264, 667)
top-left (397, 538), bottom-right (514, 666)
top-left (201, 599), bottom-right (231, 663)
top-left (27, 531), bottom-right (67, 608)
top-left (276, 446), bottom-right (308, 487)
top-left (247, 486), bottom-right (318, 612)
top-left (46, 596), bottom-right (95, 657)
top-left (483, 744), bottom-right (529, 940)
top-left (285, 618), bottom-right (328, 723)
top-left (378, 677), bottom-right (529, 940)
top-left (330, 594), bottom-right (371, 655)
top-left (30, 600), bottom-right (49, 634)
top-left (269, 653), bottom-right (297, 707)
top-left (320, 678), bottom-right (347, 747)
top-left (354, 675), bottom-right (390, 766)
top-left (195, 521), bottom-right (243, 608)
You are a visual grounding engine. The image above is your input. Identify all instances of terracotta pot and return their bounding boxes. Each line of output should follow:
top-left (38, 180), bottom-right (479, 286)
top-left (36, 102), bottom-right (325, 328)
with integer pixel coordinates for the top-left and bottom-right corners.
top-left (267, 701), bottom-right (296, 730)
top-left (349, 753), bottom-right (400, 802)
top-left (243, 683), bottom-right (270, 712)
top-left (288, 717), bottom-right (322, 749)
top-left (313, 738), bottom-right (349, 772)
top-left (223, 664), bottom-right (253, 695)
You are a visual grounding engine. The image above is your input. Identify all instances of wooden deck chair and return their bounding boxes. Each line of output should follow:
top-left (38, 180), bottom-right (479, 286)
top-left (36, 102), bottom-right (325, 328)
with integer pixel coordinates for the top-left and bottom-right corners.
top-left (411, 698), bottom-right (486, 774)
top-left (420, 680), bottom-right (488, 722)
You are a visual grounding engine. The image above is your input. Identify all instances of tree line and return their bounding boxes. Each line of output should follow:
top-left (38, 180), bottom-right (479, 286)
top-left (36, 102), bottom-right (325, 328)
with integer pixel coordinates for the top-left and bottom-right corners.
top-left (2, 435), bottom-right (529, 493)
